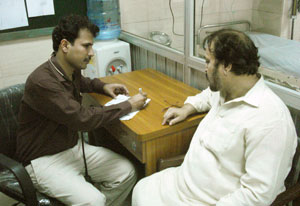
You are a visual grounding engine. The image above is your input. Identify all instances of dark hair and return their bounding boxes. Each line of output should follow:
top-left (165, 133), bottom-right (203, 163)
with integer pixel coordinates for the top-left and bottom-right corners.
top-left (203, 29), bottom-right (260, 75)
top-left (52, 14), bottom-right (99, 52)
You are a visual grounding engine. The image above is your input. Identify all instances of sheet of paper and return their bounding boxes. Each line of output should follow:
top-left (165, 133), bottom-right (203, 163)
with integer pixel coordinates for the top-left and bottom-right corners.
top-left (26, 0), bottom-right (55, 17)
top-left (104, 95), bottom-right (151, 121)
top-left (0, 0), bottom-right (28, 30)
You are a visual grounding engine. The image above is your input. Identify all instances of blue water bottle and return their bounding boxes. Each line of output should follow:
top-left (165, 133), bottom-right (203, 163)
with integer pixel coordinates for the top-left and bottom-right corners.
top-left (87, 0), bottom-right (121, 40)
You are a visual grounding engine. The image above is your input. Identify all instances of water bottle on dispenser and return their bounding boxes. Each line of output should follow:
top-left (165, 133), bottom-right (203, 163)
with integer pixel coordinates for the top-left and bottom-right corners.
top-left (85, 0), bottom-right (131, 79)
top-left (87, 0), bottom-right (121, 40)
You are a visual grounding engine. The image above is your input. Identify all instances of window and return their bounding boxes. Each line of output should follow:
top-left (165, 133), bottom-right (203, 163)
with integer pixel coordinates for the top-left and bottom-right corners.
top-left (120, 0), bottom-right (300, 92)
top-left (120, 0), bottom-right (185, 52)
top-left (193, 0), bottom-right (300, 90)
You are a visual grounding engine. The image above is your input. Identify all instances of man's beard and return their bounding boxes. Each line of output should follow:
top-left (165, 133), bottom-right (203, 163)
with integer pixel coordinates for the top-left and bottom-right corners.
top-left (206, 64), bottom-right (220, 92)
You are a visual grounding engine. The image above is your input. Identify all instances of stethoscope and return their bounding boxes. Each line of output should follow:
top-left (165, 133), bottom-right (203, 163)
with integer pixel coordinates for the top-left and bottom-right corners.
top-left (48, 57), bottom-right (93, 184)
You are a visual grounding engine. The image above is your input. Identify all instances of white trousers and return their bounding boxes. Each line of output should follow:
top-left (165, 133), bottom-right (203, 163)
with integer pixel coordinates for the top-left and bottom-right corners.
top-left (132, 168), bottom-right (191, 206)
top-left (26, 138), bottom-right (137, 206)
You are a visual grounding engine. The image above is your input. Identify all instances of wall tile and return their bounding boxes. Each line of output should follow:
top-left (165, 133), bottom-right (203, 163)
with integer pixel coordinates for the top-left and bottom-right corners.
top-left (169, 34), bottom-right (184, 52)
top-left (195, 10), bottom-right (252, 30)
top-left (172, 16), bottom-right (184, 35)
top-left (168, 3), bottom-right (184, 18)
top-left (160, 8), bottom-right (173, 20)
top-left (219, 0), bottom-right (253, 13)
top-left (122, 22), bottom-right (149, 37)
top-left (252, 0), bottom-right (261, 9)
top-left (253, 0), bottom-right (284, 13)
top-left (148, 19), bottom-right (171, 34)
top-left (232, 10), bottom-right (253, 23)
top-left (159, 3), bottom-right (184, 20)
top-left (199, 0), bottom-right (219, 15)
top-left (147, 0), bottom-right (165, 21)
top-left (162, 0), bottom-right (184, 9)
top-left (231, 0), bottom-right (253, 11)
top-left (120, 0), bottom-right (148, 24)
top-left (252, 10), bottom-right (282, 35)
top-left (195, 0), bottom-right (252, 15)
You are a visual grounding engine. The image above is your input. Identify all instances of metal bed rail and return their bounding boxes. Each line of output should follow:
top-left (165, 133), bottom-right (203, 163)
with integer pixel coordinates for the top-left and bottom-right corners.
top-left (197, 20), bottom-right (252, 45)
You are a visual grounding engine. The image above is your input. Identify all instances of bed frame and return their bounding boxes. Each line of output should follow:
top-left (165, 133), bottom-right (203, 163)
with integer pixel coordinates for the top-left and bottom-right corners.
top-left (196, 20), bottom-right (252, 45)
top-left (195, 20), bottom-right (300, 110)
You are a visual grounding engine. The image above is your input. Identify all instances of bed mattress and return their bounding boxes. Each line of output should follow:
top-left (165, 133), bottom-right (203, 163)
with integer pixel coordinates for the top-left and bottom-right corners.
top-left (246, 32), bottom-right (300, 78)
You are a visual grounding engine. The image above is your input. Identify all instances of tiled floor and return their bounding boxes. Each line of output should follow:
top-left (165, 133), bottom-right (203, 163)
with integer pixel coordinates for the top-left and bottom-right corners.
top-left (0, 193), bottom-right (18, 206)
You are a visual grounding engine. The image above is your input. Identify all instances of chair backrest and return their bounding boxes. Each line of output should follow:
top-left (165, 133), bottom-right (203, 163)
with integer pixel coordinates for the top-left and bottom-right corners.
top-left (0, 84), bottom-right (25, 158)
top-left (285, 138), bottom-right (300, 189)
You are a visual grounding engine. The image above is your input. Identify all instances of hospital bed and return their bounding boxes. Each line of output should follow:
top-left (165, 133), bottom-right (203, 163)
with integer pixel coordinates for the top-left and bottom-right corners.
top-left (197, 20), bottom-right (300, 78)
top-left (196, 20), bottom-right (300, 109)
top-left (246, 31), bottom-right (300, 80)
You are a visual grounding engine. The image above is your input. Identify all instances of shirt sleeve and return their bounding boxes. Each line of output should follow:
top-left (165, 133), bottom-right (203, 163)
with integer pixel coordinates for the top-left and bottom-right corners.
top-left (184, 87), bottom-right (215, 112)
top-left (80, 75), bottom-right (106, 94)
top-left (216, 119), bottom-right (297, 206)
top-left (24, 78), bottom-right (131, 131)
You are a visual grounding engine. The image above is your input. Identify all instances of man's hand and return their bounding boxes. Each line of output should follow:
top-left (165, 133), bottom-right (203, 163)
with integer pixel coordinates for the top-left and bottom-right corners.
top-left (103, 83), bottom-right (129, 98)
top-left (162, 104), bottom-right (197, 126)
top-left (128, 90), bottom-right (147, 112)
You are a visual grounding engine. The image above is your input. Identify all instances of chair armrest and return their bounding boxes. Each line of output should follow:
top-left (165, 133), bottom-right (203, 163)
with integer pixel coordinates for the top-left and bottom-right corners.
top-left (157, 154), bottom-right (185, 171)
top-left (271, 182), bottom-right (300, 206)
top-left (0, 154), bottom-right (38, 206)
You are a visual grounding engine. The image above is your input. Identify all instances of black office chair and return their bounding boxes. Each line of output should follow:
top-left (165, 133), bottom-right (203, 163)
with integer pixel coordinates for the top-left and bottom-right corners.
top-left (0, 84), bottom-right (65, 206)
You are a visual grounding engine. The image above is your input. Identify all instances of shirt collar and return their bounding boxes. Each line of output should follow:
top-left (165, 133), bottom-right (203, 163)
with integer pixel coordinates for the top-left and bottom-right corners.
top-left (224, 75), bottom-right (265, 108)
top-left (48, 55), bottom-right (70, 82)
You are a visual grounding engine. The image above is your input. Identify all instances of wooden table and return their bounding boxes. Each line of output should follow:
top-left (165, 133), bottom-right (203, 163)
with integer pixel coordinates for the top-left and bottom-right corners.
top-left (83, 69), bottom-right (205, 175)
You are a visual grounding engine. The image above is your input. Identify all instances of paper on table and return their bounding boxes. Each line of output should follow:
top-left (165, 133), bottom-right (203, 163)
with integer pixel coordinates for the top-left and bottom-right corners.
top-left (104, 94), bottom-right (151, 120)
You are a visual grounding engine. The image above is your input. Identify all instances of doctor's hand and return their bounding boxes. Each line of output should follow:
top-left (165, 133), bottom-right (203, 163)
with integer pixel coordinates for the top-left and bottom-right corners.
top-left (103, 83), bottom-right (129, 98)
top-left (162, 104), bottom-right (197, 126)
top-left (128, 90), bottom-right (147, 112)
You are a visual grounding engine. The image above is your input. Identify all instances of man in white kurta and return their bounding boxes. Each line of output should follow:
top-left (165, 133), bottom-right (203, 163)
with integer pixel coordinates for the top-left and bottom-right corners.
top-left (132, 29), bottom-right (297, 206)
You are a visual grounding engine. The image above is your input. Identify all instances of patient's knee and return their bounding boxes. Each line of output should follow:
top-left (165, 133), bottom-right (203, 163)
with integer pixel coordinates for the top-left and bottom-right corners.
top-left (116, 159), bottom-right (137, 182)
top-left (132, 178), bottom-right (146, 202)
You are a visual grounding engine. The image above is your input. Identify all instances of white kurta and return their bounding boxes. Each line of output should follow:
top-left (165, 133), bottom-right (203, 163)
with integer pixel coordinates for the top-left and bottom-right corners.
top-left (132, 77), bottom-right (298, 206)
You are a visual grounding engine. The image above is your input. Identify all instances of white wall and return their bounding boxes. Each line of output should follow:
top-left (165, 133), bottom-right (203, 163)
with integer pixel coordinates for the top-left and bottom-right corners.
top-left (0, 35), bottom-right (52, 89)
top-left (0, 35), bottom-right (52, 202)
top-left (252, 0), bottom-right (300, 40)
top-left (120, 0), bottom-right (185, 51)
top-left (252, 0), bottom-right (284, 35)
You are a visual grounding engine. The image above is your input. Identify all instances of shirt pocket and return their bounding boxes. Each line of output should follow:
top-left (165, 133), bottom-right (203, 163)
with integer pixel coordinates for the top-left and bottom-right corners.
top-left (201, 118), bottom-right (237, 154)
